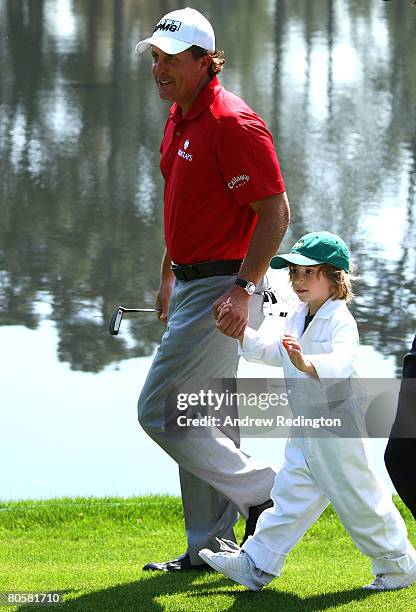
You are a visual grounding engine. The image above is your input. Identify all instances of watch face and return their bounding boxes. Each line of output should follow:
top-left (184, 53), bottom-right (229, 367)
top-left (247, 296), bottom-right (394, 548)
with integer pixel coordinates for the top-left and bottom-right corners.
top-left (235, 277), bottom-right (256, 295)
top-left (246, 282), bottom-right (256, 295)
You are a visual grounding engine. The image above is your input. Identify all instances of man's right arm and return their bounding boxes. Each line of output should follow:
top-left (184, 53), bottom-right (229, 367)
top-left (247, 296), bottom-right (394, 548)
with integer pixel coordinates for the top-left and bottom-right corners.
top-left (156, 249), bottom-right (174, 322)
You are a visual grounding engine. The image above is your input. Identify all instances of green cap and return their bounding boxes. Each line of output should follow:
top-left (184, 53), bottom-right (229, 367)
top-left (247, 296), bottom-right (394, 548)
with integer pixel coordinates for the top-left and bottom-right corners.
top-left (270, 231), bottom-right (350, 272)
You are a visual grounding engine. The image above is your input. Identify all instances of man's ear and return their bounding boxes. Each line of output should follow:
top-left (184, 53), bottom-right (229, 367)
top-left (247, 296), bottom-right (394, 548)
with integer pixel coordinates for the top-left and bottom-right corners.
top-left (199, 54), bottom-right (211, 71)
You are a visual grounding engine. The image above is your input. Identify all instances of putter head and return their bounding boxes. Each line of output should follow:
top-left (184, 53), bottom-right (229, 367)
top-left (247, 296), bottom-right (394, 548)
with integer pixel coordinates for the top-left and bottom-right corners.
top-left (109, 307), bottom-right (124, 335)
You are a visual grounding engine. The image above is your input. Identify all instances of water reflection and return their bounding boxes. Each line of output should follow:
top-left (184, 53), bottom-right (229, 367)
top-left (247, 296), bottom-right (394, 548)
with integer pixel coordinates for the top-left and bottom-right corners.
top-left (0, 321), bottom-right (396, 501)
top-left (0, 0), bottom-right (415, 374)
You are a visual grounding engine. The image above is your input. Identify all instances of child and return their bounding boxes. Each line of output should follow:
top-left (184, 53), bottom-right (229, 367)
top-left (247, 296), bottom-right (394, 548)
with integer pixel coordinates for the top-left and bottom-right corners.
top-left (199, 231), bottom-right (416, 591)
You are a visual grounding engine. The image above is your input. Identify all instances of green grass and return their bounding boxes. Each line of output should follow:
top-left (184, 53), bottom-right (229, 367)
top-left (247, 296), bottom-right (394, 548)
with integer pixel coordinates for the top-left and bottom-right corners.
top-left (1, 496), bottom-right (416, 611)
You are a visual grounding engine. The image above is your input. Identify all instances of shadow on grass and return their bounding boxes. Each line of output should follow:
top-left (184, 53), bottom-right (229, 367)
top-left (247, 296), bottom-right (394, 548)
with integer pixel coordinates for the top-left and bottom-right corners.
top-left (191, 585), bottom-right (379, 611)
top-left (17, 573), bottom-right (379, 612)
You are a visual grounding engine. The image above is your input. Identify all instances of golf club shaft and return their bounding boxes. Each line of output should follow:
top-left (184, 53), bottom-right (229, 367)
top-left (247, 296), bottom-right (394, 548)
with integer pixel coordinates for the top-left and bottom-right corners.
top-left (121, 308), bottom-right (160, 312)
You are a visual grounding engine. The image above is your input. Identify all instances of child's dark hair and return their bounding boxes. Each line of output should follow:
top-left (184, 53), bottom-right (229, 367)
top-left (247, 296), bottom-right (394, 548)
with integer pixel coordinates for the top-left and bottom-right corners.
top-left (288, 264), bottom-right (354, 303)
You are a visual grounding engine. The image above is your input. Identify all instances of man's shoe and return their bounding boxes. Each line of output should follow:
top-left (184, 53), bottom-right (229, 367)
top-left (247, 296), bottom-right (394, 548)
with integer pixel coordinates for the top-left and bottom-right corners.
top-left (241, 499), bottom-right (273, 545)
top-left (199, 544), bottom-right (263, 591)
top-left (143, 552), bottom-right (210, 572)
top-left (363, 565), bottom-right (416, 590)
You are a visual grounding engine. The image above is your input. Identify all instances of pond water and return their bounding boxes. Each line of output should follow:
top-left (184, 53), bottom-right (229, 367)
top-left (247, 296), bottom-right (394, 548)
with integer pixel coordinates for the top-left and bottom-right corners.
top-left (1, 0), bottom-right (415, 501)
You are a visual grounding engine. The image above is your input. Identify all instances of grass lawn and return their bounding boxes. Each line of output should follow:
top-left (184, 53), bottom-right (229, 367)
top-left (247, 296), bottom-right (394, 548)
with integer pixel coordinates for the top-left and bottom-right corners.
top-left (1, 495), bottom-right (416, 611)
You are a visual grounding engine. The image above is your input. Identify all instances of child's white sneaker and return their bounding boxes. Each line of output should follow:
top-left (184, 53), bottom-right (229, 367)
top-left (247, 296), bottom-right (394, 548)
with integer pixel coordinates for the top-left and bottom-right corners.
top-left (363, 565), bottom-right (416, 591)
top-left (199, 539), bottom-right (267, 591)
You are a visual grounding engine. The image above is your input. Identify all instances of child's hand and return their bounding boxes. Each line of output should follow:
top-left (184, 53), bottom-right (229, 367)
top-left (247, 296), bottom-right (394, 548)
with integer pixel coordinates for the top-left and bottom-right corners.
top-left (282, 334), bottom-right (304, 370)
top-left (282, 334), bottom-right (317, 376)
top-left (216, 300), bottom-right (232, 324)
top-left (216, 300), bottom-right (244, 342)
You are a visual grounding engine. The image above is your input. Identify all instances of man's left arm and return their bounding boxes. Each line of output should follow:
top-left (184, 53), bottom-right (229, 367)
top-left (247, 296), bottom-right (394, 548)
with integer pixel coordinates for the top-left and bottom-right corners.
top-left (214, 191), bottom-right (290, 338)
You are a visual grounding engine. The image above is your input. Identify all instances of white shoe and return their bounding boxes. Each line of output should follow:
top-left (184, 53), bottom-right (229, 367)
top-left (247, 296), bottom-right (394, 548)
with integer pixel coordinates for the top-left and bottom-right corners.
top-left (363, 564), bottom-right (416, 591)
top-left (199, 539), bottom-right (263, 591)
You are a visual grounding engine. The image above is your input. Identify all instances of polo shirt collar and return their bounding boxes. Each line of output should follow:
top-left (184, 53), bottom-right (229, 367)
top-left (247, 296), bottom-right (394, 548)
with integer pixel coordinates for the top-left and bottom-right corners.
top-left (169, 76), bottom-right (222, 122)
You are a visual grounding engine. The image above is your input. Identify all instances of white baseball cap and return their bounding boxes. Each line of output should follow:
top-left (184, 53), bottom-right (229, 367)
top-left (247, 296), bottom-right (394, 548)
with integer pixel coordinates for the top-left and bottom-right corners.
top-left (135, 7), bottom-right (215, 55)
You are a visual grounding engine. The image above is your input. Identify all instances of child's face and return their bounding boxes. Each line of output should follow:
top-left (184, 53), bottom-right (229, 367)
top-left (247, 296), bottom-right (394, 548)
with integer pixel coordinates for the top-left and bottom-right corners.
top-left (289, 265), bottom-right (333, 314)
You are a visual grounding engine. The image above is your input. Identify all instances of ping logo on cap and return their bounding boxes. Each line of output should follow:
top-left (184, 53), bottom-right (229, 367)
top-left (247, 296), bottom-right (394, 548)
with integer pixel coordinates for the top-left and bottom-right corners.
top-left (136, 8), bottom-right (215, 55)
top-left (293, 240), bottom-right (304, 248)
top-left (154, 19), bottom-right (182, 33)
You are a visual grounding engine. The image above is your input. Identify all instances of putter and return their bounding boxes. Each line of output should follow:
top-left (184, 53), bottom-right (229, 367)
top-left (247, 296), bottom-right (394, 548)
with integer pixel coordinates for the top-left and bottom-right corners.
top-left (109, 306), bottom-right (160, 336)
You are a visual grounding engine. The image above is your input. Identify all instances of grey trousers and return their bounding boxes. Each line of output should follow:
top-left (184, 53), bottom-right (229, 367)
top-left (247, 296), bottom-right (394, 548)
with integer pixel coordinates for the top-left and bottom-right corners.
top-left (138, 275), bottom-right (277, 563)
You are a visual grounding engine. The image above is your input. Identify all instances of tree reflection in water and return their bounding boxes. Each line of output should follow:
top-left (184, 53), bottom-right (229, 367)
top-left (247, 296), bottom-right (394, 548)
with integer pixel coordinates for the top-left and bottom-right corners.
top-left (0, 0), bottom-right (415, 374)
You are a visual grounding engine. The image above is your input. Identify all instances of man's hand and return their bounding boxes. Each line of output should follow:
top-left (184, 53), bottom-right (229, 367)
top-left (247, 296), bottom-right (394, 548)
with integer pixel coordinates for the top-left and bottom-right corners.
top-left (156, 281), bottom-right (174, 323)
top-left (216, 299), bottom-right (245, 341)
top-left (156, 249), bottom-right (175, 323)
top-left (282, 334), bottom-right (317, 376)
top-left (213, 285), bottom-right (250, 339)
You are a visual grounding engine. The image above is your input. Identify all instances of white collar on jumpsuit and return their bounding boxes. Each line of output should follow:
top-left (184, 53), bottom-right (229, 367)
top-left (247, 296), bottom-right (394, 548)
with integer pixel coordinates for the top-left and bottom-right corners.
top-left (288, 298), bottom-right (348, 341)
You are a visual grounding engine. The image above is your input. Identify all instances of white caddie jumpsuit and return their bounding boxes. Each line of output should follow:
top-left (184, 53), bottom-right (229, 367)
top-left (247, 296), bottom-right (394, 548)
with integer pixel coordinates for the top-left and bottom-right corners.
top-left (241, 298), bottom-right (416, 578)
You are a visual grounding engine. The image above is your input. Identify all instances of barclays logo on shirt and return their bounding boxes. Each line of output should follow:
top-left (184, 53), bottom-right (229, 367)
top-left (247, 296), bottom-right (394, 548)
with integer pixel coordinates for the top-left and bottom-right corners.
top-left (228, 174), bottom-right (250, 189)
top-left (177, 149), bottom-right (193, 161)
top-left (178, 140), bottom-right (193, 161)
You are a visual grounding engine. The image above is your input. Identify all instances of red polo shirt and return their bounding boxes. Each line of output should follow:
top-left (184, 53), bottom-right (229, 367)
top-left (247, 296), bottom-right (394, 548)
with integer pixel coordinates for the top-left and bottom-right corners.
top-left (160, 76), bottom-right (285, 264)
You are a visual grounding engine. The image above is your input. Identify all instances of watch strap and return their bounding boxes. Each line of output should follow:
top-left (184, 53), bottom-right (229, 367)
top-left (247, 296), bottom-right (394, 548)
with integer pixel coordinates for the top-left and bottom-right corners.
top-left (235, 278), bottom-right (256, 294)
top-left (235, 278), bottom-right (249, 289)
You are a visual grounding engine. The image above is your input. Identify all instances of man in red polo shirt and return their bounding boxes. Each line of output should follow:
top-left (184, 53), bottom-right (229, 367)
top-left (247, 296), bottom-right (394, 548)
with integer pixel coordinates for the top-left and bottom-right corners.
top-left (136, 7), bottom-right (290, 572)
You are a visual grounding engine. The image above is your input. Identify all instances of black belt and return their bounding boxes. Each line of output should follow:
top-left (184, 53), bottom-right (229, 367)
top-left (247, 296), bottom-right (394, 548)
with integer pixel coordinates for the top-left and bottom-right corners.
top-left (171, 259), bottom-right (243, 281)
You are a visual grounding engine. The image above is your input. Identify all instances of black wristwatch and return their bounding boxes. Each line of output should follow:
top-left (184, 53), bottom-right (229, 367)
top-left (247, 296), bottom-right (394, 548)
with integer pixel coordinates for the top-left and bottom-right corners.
top-left (235, 278), bottom-right (256, 295)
